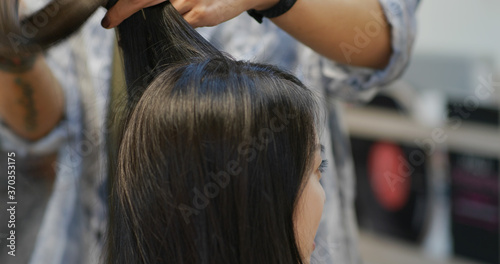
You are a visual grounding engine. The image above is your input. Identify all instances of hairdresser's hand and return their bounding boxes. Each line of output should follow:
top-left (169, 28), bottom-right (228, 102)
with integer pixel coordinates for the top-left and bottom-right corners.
top-left (102, 0), bottom-right (279, 28)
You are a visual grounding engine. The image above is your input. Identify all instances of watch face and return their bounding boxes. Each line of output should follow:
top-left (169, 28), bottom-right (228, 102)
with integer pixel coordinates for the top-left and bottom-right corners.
top-left (352, 137), bottom-right (429, 243)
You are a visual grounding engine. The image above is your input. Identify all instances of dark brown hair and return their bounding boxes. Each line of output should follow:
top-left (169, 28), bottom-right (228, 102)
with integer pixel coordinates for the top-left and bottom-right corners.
top-left (107, 2), bottom-right (323, 263)
top-left (1, 1), bottom-right (323, 263)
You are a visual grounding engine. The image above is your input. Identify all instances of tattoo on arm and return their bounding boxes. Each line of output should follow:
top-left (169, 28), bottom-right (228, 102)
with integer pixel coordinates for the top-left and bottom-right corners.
top-left (0, 55), bottom-right (37, 73)
top-left (15, 78), bottom-right (38, 131)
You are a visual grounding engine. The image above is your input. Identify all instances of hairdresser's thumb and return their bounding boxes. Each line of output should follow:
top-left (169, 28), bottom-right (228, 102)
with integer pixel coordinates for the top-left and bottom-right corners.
top-left (101, 16), bottom-right (112, 28)
top-left (101, 0), bottom-right (138, 29)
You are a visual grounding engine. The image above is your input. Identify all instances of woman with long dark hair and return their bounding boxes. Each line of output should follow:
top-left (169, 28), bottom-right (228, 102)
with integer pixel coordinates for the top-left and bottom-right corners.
top-left (106, 2), bottom-right (326, 263)
top-left (1, 0), bottom-right (327, 262)
top-left (110, 47), bottom-right (327, 264)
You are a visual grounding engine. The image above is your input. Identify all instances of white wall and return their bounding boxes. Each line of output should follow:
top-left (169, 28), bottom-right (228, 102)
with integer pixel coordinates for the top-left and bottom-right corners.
top-left (413, 0), bottom-right (500, 71)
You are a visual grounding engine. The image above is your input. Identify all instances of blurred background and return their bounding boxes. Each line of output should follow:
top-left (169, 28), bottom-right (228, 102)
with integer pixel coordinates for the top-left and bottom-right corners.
top-left (347, 1), bottom-right (500, 263)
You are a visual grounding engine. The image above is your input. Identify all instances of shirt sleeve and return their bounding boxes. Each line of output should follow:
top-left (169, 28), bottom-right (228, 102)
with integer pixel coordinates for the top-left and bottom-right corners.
top-left (322, 0), bottom-right (421, 102)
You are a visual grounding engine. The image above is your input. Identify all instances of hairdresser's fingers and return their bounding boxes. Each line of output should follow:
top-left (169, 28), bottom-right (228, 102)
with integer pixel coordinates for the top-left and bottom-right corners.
top-left (169, 0), bottom-right (194, 15)
top-left (102, 0), bottom-right (166, 29)
top-left (145, 1), bottom-right (166, 7)
top-left (183, 3), bottom-right (247, 28)
top-left (182, 6), bottom-right (227, 28)
top-left (183, 7), bottom-right (210, 28)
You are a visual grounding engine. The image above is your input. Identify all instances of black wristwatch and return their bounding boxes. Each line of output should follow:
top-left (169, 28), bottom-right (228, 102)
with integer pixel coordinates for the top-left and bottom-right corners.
top-left (247, 0), bottom-right (297, 23)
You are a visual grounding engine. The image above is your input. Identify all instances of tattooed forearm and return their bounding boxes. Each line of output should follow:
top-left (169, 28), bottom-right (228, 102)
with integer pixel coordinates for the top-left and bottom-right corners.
top-left (0, 55), bottom-right (37, 73)
top-left (15, 78), bottom-right (38, 131)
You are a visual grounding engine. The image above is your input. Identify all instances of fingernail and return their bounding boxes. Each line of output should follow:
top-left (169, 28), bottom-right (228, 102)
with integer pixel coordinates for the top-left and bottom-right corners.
top-left (101, 16), bottom-right (110, 28)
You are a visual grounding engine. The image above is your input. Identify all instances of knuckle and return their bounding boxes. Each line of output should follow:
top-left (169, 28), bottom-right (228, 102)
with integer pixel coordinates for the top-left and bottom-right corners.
top-left (189, 7), bottom-right (207, 24)
top-left (193, 7), bottom-right (206, 19)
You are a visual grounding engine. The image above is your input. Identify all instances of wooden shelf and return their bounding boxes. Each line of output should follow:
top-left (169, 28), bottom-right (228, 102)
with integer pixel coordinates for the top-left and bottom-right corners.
top-left (343, 106), bottom-right (500, 158)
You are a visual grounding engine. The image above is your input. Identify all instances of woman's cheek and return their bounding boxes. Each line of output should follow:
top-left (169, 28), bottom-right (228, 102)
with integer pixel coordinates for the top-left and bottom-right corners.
top-left (307, 179), bottom-right (326, 251)
top-left (313, 179), bottom-right (326, 227)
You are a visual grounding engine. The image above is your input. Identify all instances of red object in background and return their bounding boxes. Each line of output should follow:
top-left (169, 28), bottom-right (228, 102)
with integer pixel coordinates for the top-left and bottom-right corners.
top-left (368, 142), bottom-right (411, 211)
